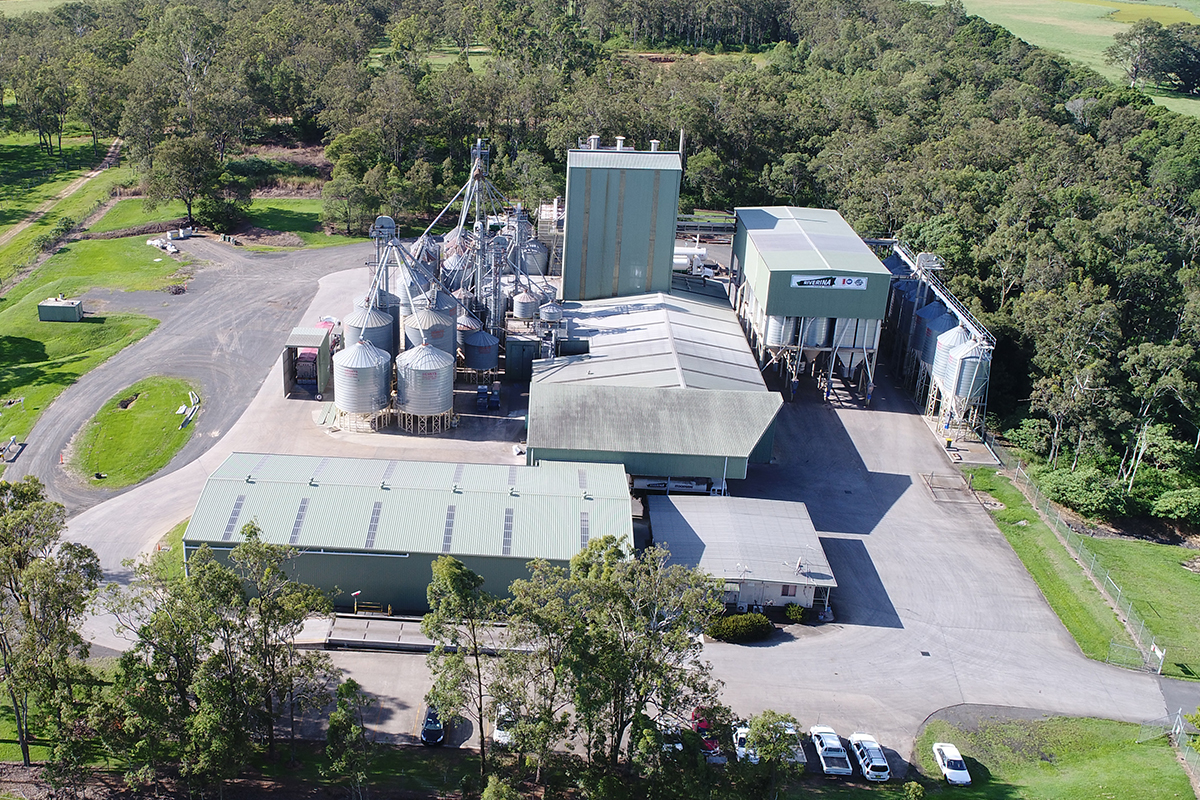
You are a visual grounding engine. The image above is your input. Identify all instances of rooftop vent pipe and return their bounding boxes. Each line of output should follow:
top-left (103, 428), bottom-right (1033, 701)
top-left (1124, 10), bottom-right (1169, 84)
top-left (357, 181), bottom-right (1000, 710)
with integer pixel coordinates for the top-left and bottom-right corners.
top-left (615, 136), bottom-right (626, 151)
top-left (650, 139), bottom-right (660, 151)
top-left (587, 134), bottom-right (600, 150)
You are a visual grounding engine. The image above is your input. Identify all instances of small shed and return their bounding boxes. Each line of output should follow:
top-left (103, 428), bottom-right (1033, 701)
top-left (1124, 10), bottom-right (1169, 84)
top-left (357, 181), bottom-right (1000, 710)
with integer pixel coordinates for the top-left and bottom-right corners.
top-left (37, 298), bottom-right (83, 322)
top-left (650, 496), bottom-right (836, 610)
top-left (283, 327), bottom-right (332, 397)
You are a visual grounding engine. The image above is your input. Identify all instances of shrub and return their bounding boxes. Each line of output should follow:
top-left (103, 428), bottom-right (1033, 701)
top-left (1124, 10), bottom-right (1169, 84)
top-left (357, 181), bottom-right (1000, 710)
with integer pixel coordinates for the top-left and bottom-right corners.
top-left (1033, 464), bottom-right (1126, 520)
top-left (1004, 417), bottom-right (1052, 457)
top-left (1152, 488), bottom-right (1200, 524)
top-left (706, 612), bottom-right (773, 642)
top-left (902, 781), bottom-right (925, 800)
top-left (784, 603), bottom-right (805, 623)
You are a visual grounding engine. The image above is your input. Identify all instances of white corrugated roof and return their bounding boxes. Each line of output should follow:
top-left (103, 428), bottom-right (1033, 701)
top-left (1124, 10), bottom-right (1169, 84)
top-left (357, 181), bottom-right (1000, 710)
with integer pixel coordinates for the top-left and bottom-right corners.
top-left (736, 206), bottom-right (892, 276)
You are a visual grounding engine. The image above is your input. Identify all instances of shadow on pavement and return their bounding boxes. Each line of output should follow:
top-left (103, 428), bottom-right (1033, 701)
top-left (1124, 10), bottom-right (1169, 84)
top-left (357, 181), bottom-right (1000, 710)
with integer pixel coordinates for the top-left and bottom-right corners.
top-left (819, 537), bottom-right (902, 629)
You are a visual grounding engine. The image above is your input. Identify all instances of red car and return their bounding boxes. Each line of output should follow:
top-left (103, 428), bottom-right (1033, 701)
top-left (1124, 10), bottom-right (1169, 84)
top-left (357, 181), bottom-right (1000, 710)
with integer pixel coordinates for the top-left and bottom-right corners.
top-left (691, 708), bottom-right (726, 763)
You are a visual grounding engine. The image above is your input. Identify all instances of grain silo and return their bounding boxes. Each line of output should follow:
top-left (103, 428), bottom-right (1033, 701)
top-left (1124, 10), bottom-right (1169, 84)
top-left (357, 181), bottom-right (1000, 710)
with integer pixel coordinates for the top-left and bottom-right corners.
top-left (395, 344), bottom-right (455, 433)
top-left (513, 291), bottom-right (539, 319)
top-left (344, 304), bottom-right (395, 357)
top-left (333, 340), bottom-right (391, 414)
top-left (919, 311), bottom-right (958, 366)
top-left (404, 307), bottom-right (455, 356)
top-left (462, 329), bottom-right (500, 372)
top-left (932, 326), bottom-right (970, 391)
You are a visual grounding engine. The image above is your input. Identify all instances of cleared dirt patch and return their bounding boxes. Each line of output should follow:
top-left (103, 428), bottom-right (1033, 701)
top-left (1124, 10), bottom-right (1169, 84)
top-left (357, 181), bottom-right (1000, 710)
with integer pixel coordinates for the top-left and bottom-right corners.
top-left (116, 393), bottom-right (139, 409)
top-left (231, 226), bottom-right (306, 247)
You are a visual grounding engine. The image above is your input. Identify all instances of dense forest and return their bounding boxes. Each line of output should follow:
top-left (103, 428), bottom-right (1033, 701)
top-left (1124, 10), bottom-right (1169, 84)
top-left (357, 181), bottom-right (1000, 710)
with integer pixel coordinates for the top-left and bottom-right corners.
top-left (3, 0), bottom-right (1200, 523)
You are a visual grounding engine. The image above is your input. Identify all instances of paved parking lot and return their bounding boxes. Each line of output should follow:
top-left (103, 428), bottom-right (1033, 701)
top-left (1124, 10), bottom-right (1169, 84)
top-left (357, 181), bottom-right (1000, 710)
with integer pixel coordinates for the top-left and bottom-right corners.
top-left (16, 239), bottom-right (1176, 771)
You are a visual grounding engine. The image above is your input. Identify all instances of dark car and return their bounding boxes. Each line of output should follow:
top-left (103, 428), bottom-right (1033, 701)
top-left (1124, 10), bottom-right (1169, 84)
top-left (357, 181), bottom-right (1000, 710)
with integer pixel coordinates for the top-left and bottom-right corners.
top-left (421, 706), bottom-right (445, 746)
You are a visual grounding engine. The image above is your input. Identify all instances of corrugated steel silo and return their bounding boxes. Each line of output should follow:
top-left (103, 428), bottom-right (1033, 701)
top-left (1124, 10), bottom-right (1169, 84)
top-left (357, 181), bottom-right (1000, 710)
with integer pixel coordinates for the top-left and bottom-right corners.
top-left (457, 315), bottom-right (482, 348)
top-left (932, 326), bottom-right (970, 391)
top-left (765, 315), bottom-right (797, 347)
top-left (344, 304), bottom-right (395, 357)
top-left (949, 340), bottom-right (991, 399)
top-left (374, 290), bottom-right (408, 355)
top-left (539, 302), bottom-right (563, 323)
top-left (920, 312), bottom-right (957, 365)
top-left (333, 340), bottom-right (391, 414)
top-left (395, 344), bottom-right (455, 415)
top-left (909, 301), bottom-right (945, 359)
top-left (513, 291), bottom-right (539, 319)
top-left (523, 241), bottom-right (549, 275)
top-left (405, 307), bottom-right (455, 356)
top-left (462, 329), bottom-right (500, 371)
top-left (801, 317), bottom-right (832, 348)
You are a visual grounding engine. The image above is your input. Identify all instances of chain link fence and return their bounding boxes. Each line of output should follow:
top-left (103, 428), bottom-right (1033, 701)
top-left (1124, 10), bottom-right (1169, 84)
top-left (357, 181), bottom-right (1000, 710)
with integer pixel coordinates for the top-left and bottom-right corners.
top-left (1138, 710), bottom-right (1200, 781)
top-left (1011, 463), bottom-right (1165, 674)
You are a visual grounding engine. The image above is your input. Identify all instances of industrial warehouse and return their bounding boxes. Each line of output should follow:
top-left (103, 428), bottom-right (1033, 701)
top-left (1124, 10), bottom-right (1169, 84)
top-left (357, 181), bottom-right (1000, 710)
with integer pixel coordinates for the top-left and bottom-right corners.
top-left (182, 137), bottom-right (999, 616)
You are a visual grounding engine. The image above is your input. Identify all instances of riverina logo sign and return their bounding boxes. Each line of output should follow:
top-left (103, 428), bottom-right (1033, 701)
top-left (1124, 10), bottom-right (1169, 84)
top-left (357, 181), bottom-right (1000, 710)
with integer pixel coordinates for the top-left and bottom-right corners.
top-left (790, 275), bottom-right (868, 290)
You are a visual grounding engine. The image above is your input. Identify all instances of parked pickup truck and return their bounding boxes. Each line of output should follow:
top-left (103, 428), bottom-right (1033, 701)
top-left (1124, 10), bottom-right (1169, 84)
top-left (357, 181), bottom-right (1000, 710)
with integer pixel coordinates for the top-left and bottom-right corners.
top-left (809, 725), bottom-right (853, 776)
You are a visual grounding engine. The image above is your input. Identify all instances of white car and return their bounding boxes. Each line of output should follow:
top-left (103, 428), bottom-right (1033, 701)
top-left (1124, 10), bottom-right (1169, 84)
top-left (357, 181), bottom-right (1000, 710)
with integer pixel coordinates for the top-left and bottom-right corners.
top-left (492, 705), bottom-right (516, 747)
top-left (809, 725), bottom-right (853, 775)
top-left (734, 724), bottom-right (758, 763)
top-left (849, 732), bottom-right (891, 781)
top-left (932, 742), bottom-right (972, 785)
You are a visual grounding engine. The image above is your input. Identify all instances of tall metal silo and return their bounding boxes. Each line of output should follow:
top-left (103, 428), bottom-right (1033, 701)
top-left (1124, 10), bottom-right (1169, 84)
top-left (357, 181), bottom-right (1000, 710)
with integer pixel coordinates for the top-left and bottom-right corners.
top-left (949, 340), bottom-right (991, 400)
top-left (801, 318), bottom-right (832, 348)
top-left (765, 315), bottom-right (797, 347)
top-left (395, 344), bottom-right (455, 415)
top-left (920, 311), bottom-right (957, 365)
top-left (333, 340), bottom-right (391, 414)
top-left (522, 241), bottom-right (549, 275)
top-left (462, 329), bottom-right (500, 371)
top-left (909, 301), bottom-right (945, 359)
top-left (374, 290), bottom-right (409, 355)
top-left (932, 326), bottom-right (970, 390)
top-left (404, 307), bottom-right (455, 356)
top-left (344, 304), bottom-right (395, 357)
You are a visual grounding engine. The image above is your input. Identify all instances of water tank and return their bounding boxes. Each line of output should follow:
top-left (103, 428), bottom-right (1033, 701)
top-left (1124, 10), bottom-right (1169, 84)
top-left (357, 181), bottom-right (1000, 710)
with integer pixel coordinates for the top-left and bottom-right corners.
top-left (332, 340), bottom-right (391, 414)
top-left (765, 316), bottom-right (797, 347)
top-left (457, 315), bottom-right (482, 348)
top-left (949, 340), bottom-right (991, 399)
top-left (539, 302), bottom-right (563, 323)
top-left (920, 312), bottom-right (957, 365)
top-left (462, 329), bottom-right (500, 371)
top-left (344, 304), bottom-right (394, 357)
top-left (801, 318), bottom-right (831, 348)
top-left (932, 326), bottom-right (970, 391)
top-left (395, 344), bottom-right (455, 415)
top-left (404, 307), bottom-right (455, 356)
top-left (513, 291), bottom-right (539, 319)
top-left (910, 301), bottom-right (945, 359)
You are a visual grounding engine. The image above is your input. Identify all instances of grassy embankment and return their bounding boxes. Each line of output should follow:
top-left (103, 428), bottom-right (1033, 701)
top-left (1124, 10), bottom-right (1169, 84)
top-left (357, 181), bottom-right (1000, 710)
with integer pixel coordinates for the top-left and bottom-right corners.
top-left (964, 468), bottom-right (1134, 660)
top-left (0, 236), bottom-right (185, 455)
top-left (71, 376), bottom-right (199, 488)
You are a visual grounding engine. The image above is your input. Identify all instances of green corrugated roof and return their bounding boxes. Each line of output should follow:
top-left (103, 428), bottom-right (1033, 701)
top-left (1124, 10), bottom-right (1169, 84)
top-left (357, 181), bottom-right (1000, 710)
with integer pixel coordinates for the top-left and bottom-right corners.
top-left (184, 453), bottom-right (631, 560)
top-left (527, 384), bottom-right (781, 456)
top-left (567, 149), bottom-right (682, 171)
top-left (736, 207), bottom-right (892, 276)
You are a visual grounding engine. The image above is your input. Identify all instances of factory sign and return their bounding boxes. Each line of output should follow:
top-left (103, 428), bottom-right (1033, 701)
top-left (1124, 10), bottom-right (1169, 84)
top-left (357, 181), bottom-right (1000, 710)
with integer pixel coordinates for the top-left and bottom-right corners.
top-left (790, 275), bottom-right (868, 290)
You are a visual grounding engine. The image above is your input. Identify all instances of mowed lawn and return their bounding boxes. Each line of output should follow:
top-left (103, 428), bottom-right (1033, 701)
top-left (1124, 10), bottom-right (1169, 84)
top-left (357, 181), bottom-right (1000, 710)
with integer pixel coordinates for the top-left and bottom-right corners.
top-left (966, 468), bottom-right (1134, 661)
top-left (89, 198), bottom-right (188, 233)
top-left (0, 237), bottom-right (184, 450)
top-left (0, 133), bottom-right (108, 236)
top-left (72, 376), bottom-right (198, 488)
top-left (1084, 537), bottom-right (1200, 679)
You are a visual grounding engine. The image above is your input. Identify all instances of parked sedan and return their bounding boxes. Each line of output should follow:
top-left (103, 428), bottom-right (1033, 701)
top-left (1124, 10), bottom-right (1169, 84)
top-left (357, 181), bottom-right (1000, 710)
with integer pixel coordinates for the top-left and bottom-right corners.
top-left (734, 724), bottom-right (758, 764)
top-left (492, 705), bottom-right (516, 747)
top-left (849, 732), bottom-right (891, 781)
top-left (420, 706), bottom-right (445, 746)
top-left (932, 742), bottom-right (972, 785)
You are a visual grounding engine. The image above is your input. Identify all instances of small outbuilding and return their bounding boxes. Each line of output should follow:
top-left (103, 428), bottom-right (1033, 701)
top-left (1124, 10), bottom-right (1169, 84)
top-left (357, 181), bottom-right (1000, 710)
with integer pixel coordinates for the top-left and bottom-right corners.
top-left (183, 453), bottom-right (633, 612)
top-left (649, 495), bottom-right (836, 611)
top-left (283, 327), bottom-right (332, 398)
top-left (37, 297), bottom-right (83, 322)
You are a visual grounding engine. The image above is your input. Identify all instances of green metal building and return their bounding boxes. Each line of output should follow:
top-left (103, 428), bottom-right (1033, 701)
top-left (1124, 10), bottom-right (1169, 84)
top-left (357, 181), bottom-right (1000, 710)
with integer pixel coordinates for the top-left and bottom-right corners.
top-left (183, 453), bottom-right (632, 612)
top-left (524, 289), bottom-right (783, 489)
top-left (561, 144), bottom-right (682, 301)
top-left (732, 206), bottom-right (892, 392)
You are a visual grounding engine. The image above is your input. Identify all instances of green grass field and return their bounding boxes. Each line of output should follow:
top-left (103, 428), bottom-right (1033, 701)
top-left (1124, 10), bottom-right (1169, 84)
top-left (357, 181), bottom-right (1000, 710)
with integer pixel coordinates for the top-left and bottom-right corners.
top-left (254, 740), bottom-right (476, 795)
top-left (89, 198), bottom-right (187, 234)
top-left (0, 133), bottom-right (108, 235)
top-left (243, 198), bottom-right (368, 248)
top-left (909, 716), bottom-right (1190, 799)
top-left (72, 376), bottom-right (198, 488)
top-left (965, 469), bottom-right (1134, 660)
top-left (157, 518), bottom-right (189, 582)
top-left (0, 236), bottom-right (184, 451)
top-left (1081, 537), bottom-right (1200, 679)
